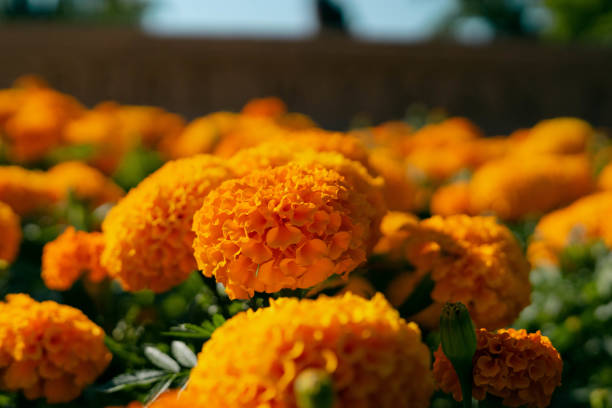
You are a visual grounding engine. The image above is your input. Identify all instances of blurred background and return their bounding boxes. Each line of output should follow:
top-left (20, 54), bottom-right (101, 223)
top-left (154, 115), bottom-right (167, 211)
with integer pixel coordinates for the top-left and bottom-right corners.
top-left (0, 0), bottom-right (611, 133)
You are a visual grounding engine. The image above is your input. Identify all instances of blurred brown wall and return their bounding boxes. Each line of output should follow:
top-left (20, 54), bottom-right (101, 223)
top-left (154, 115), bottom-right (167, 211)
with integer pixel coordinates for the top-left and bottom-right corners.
top-left (1, 25), bottom-right (611, 134)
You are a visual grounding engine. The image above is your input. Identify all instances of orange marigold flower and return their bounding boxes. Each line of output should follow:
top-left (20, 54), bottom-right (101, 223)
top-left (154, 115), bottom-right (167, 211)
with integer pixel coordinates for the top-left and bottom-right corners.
top-left (184, 293), bottom-right (434, 408)
top-left (527, 192), bottom-right (612, 266)
top-left (374, 214), bottom-right (531, 330)
top-left (101, 155), bottom-right (234, 292)
top-left (107, 390), bottom-right (188, 408)
top-left (42, 227), bottom-right (106, 290)
top-left (597, 161), bottom-right (612, 191)
top-left (515, 117), bottom-right (593, 156)
top-left (192, 161), bottom-right (382, 299)
top-left (0, 294), bottom-right (111, 403)
top-left (0, 166), bottom-right (57, 216)
top-left (468, 154), bottom-right (594, 220)
top-left (2, 87), bottom-right (84, 162)
top-left (430, 181), bottom-right (471, 216)
top-left (46, 161), bottom-right (124, 207)
top-left (0, 201), bottom-right (21, 266)
top-left (241, 96), bottom-right (287, 118)
top-left (433, 328), bottom-right (562, 408)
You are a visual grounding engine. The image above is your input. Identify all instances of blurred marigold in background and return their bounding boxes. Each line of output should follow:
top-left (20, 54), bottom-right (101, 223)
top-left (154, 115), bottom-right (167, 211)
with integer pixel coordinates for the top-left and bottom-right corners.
top-left (528, 191), bottom-right (612, 266)
top-left (241, 96), bottom-right (287, 118)
top-left (0, 294), bottom-right (111, 403)
top-left (434, 328), bottom-right (562, 408)
top-left (430, 181), bottom-right (471, 216)
top-left (375, 214), bottom-right (531, 330)
top-left (469, 154), bottom-right (594, 220)
top-left (192, 161), bottom-right (382, 299)
top-left (42, 227), bottom-right (106, 291)
top-left (0, 166), bottom-right (57, 216)
top-left (0, 201), bottom-right (21, 266)
top-left (107, 390), bottom-right (187, 408)
top-left (514, 117), bottom-right (593, 156)
top-left (597, 161), bottom-right (612, 191)
top-left (46, 161), bottom-right (124, 208)
top-left (184, 293), bottom-right (434, 408)
top-left (101, 155), bottom-right (234, 293)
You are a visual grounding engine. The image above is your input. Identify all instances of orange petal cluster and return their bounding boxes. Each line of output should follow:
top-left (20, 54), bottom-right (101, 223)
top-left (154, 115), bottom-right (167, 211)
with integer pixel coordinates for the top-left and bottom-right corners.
top-left (434, 328), bottom-right (562, 408)
top-left (107, 390), bottom-right (188, 408)
top-left (101, 155), bottom-right (234, 292)
top-left (527, 191), bottom-right (612, 266)
top-left (374, 213), bottom-right (531, 330)
top-left (0, 294), bottom-right (111, 403)
top-left (192, 161), bottom-right (381, 299)
top-left (0, 201), bottom-right (21, 265)
top-left (0, 166), bottom-right (58, 216)
top-left (42, 227), bottom-right (107, 290)
top-left (184, 293), bottom-right (434, 408)
top-left (513, 117), bottom-right (593, 156)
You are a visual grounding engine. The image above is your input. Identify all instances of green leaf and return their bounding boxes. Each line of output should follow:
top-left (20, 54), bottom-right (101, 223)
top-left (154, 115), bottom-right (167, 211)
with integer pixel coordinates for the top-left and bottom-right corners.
top-left (98, 369), bottom-right (167, 393)
top-left (144, 346), bottom-right (180, 373)
top-left (212, 313), bottom-right (226, 327)
top-left (161, 323), bottom-right (212, 339)
top-left (143, 374), bottom-right (176, 406)
top-left (104, 336), bottom-right (146, 365)
top-left (171, 341), bottom-right (198, 368)
top-left (398, 272), bottom-right (435, 318)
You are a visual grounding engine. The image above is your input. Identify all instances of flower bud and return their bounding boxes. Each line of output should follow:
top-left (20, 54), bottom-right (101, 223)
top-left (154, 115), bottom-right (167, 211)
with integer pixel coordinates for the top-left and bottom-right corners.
top-left (294, 369), bottom-right (335, 408)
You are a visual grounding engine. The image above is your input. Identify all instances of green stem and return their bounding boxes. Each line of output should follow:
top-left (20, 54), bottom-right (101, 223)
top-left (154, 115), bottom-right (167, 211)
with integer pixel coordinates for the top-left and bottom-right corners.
top-left (458, 371), bottom-right (473, 408)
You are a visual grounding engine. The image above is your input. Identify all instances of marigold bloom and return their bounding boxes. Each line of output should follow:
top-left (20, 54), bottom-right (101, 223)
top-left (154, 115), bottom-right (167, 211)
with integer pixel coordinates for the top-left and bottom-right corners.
top-left (597, 161), bottom-right (612, 191)
top-left (102, 155), bottom-right (234, 292)
top-left (46, 161), bottom-right (124, 207)
top-left (374, 214), bottom-right (531, 330)
top-left (2, 87), bottom-right (83, 162)
top-left (430, 181), bottom-right (471, 216)
top-left (0, 201), bottom-right (21, 265)
top-left (469, 154), bottom-right (594, 220)
top-left (241, 97), bottom-right (287, 118)
top-left (434, 328), bottom-right (563, 408)
top-left (515, 117), bottom-right (593, 156)
top-left (192, 162), bottom-right (382, 299)
top-left (42, 227), bottom-right (107, 290)
top-left (184, 293), bottom-right (434, 408)
top-left (0, 166), bottom-right (57, 216)
top-left (107, 390), bottom-right (187, 408)
top-left (0, 294), bottom-right (111, 403)
top-left (527, 192), bottom-right (612, 266)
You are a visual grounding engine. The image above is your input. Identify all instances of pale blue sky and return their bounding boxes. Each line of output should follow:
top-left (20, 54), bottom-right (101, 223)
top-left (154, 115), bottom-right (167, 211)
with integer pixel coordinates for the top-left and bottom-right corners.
top-left (142, 0), bottom-right (458, 41)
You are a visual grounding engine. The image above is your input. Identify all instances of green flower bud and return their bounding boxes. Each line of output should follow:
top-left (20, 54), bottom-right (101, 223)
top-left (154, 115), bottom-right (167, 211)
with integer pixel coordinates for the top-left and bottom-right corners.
top-left (440, 302), bottom-right (477, 408)
top-left (294, 369), bottom-right (335, 408)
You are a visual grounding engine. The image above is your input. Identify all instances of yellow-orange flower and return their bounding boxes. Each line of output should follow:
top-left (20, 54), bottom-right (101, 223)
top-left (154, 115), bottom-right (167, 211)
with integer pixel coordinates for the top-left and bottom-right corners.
top-left (0, 166), bottom-right (57, 216)
top-left (2, 87), bottom-right (83, 162)
top-left (374, 214), bottom-right (531, 330)
top-left (597, 161), bottom-right (612, 191)
top-left (515, 117), bottom-right (593, 156)
top-left (107, 390), bottom-right (188, 408)
top-left (101, 155), bottom-right (234, 292)
top-left (0, 294), bottom-right (111, 403)
top-left (192, 161), bottom-right (382, 299)
top-left (469, 154), bottom-right (594, 220)
top-left (42, 227), bottom-right (107, 290)
top-left (434, 328), bottom-right (562, 408)
top-left (46, 161), bottom-right (124, 207)
top-left (0, 201), bottom-right (21, 265)
top-left (241, 96), bottom-right (287, 118)
top-left (430, 181), bottom-right (471, 216)
top-left (184, 293), bottom-right (434, 408)
top-left (527, 192), bottom-right (612, 266)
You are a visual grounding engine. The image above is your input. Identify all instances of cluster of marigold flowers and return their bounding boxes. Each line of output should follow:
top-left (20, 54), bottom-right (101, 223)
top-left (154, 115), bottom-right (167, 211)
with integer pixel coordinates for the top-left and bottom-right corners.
top-left (6, 76), bottom-right (609, 407)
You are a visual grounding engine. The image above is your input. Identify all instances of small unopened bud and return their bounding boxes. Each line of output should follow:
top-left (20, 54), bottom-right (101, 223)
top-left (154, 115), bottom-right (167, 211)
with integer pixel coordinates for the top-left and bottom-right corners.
top-left (294, 368), bottom-right (335, 408)
top-left (440, 302), bottom-right (477, 408)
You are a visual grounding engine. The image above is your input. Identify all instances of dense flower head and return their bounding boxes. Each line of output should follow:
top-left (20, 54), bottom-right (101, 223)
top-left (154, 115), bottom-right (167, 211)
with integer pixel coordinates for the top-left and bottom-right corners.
top-left (0, 166), bottom-right (58, 216)
top-left (107, 390), bottom-right (187, 408)
top-left (184, 293), bottom-right (434, 408)
top-left (42, 227), bottom-right (107, 291)
top-left (0, 294), bottom-right (111, 403)
top-left (515, 117), bottom-right (593, 156)
top-left (469, 154), bottom-right (594, 220)
top-left (241, 96), bottom-right (288, 118)
top-left (102, 154), bottom-right (234, 292)
top-left (528, 192), bottom-right (612, 266)
top-left (374, 214), bottom-right (531, 330)
top-left (434, 328), bottom-right (563, 408)
top-left (430, 181), bottom-right (471, 216)
top-left (166, 113), bottom-right (234, 159)
top-left (46, 161), bottom-right (124, 207)
top-left (597, 161), bottom-right (612, 191)
top-left (0, 201), bottom-right (21, 266)
top-left (192, 161), bottom-right (383, 299)
top-left (1, 86), bottom-right (84, 162)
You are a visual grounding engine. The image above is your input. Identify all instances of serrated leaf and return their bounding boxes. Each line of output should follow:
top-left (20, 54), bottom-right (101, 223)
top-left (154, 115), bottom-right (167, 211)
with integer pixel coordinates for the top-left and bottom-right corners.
top-left (171, 341), bottom-right (198, 368)
top-left (144, 346), bottom-right (180, 373)
top-left (143, 374), bottom-right (175, 406)
top-left (212, 314), bottom-right (226, 327)
top-left (98, 369), bottom-right (167, 393)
